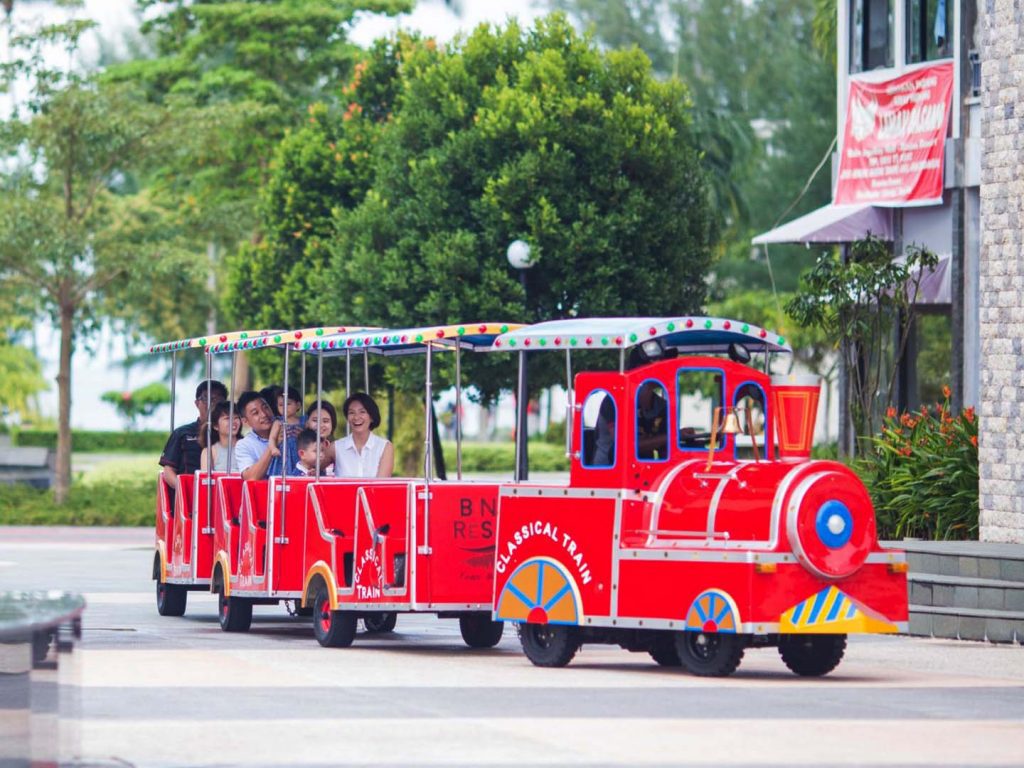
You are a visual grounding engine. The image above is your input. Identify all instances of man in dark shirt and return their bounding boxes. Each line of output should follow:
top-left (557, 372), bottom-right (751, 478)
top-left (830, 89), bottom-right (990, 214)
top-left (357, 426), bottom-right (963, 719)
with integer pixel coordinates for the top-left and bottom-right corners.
top-left (160, 380), bottom-right (228, 490)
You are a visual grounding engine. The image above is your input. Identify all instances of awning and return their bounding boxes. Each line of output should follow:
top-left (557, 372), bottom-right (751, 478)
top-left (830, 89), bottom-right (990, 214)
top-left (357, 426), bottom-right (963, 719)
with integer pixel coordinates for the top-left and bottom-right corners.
top-left (752, 204), bottom-right (893, 246)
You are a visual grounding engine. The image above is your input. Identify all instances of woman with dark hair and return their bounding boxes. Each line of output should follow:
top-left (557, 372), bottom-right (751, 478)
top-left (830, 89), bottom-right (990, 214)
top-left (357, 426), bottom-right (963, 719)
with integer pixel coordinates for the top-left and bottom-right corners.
top-left (199, 400), bottom-right (243, 472)
top-left (334, 393), bottom-right (394, 478)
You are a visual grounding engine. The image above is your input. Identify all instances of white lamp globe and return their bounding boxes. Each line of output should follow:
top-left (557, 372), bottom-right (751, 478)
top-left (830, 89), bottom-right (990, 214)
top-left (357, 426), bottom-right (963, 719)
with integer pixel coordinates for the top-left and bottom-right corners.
top-left (506, 239), bottom-right (534, 270)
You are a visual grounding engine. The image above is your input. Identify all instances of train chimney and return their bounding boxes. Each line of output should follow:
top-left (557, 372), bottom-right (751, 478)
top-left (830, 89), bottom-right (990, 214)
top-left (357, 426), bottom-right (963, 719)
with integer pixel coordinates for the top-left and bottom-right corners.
top-left (770, 374), bottom-right (820, 461)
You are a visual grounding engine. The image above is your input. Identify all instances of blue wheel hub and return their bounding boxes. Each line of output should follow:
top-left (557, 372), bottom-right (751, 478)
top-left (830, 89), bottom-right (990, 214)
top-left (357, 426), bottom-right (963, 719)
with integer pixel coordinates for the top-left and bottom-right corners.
top-left (815, 500), bottom-right (853, 549)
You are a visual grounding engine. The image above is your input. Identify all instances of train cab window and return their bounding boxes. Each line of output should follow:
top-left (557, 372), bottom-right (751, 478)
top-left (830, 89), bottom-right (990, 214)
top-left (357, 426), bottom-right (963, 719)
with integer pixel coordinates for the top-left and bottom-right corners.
top-left (677, 370), bottom-right (723, 451)
top-left (636, 380), bottom-right (669, 462)
top-left (581, 390), bottom-right (616, 468)
top-left (733, 382), bottom-right (768, 460)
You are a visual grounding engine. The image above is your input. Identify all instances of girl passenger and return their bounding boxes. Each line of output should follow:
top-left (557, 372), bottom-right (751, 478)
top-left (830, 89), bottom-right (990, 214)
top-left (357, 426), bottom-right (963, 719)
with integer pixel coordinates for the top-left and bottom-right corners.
top-left (199, 400), bottom-right (243, 472)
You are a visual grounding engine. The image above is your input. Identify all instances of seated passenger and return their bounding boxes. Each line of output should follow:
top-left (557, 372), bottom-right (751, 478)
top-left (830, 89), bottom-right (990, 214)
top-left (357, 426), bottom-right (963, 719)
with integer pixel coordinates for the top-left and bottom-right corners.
top-left (334, 393), bottom-right (394, 478)
top-left (277, 385), bottom-right (304, 437)
top-left (159, 379), bottom-right (227, 490)
top-left (199, 400), bottom-right (243, 472)
top-left (294, 428), bottom-right (332, 476)
top-left (306, 400), bottom-right (338, 474)
top-left (234, 391), bottom-right (301, 480)
top-left (260, 385), bottom-right (282, 417)
top-left (592, 395), bottom-right (617, 467)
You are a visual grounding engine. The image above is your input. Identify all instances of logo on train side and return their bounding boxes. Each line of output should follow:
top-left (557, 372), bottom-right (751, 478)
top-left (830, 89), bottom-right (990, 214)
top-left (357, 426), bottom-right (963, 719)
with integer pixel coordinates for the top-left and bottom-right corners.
top-left (495, 520), bottom-right (592, 586)
top-left (353, 547), bottom-right (382, 600)
top-left (452, 495), bottom-right (496, 553)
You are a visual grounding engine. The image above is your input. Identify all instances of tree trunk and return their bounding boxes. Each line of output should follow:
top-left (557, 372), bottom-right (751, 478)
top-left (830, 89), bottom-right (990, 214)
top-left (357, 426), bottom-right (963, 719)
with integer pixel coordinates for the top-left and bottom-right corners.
top-left (54, 302), bottom-right (74, 505)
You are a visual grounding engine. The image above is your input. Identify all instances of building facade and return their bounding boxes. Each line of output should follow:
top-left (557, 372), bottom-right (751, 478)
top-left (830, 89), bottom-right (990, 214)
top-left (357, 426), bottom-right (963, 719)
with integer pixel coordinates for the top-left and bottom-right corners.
top-left (979, 1), bottom-right (1024, 542)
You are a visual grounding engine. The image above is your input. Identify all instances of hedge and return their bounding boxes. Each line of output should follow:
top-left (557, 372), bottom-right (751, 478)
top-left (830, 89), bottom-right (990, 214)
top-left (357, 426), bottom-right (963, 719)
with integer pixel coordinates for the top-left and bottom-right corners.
top-left (13, 430), bottom-right (168, 452)
top-left (0, 479), bottom-right (152, 526)
top-left (441, 441), bottom-right (568, 473)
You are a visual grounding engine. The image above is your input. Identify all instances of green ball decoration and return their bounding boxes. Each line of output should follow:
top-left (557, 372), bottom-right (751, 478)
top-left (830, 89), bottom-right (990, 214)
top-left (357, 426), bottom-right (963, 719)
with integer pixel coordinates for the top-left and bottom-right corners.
top-left (704, 320), bottom-right (713, 329)
top-left (415, 334), bottom-right (423, 343)
top-left (199, 339), bottom-right (207, 346)
top-left (778, 336), bottom-right (785, 345)
top-left (629, 333), bottom-right (637, 343)
top-left (741, 324), bottom-right (749, 333)
top-left (570, 337), bottom-right (577, 346)
top-left (273, 335), bottom-right (282, 343)
top-left (667, 322), bottom-right (675, 331)
top-left (539, 338), bottom-right (547, 346)
top-left (457, 327), bottom-right (465, 336)
top-left (240, 332), bottom-right (248, 339)
top-left (509, 339), bottom-right (516, 347)
top-left (500, 325), bottom-right (509, 333)
top-left (316, 328), bottom-right (323, 336)
top-left (601, 337), bottom-right (609, 345)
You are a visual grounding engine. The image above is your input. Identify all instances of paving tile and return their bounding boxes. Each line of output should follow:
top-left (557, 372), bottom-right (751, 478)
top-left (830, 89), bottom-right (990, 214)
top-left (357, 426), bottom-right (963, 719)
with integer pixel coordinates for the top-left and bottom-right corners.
top-left (908, 612), bottom-right (932, 637)
top-left (932, 614), bottom-right (959, 639)
top-left (958, 616), bottom-right (986, 642)
top-left (910, 582), bottom-right (933, 606)
top-left (985, 618), bottom-right (1018, 643)
top-left (959, 557), bottom-right (980, 578)
top-left (978, 587), bottom-right (1005, 610)
top-left (978, 558), bottom-right (1002, 580)
top-left (954, 585), bottom-right (979, 609)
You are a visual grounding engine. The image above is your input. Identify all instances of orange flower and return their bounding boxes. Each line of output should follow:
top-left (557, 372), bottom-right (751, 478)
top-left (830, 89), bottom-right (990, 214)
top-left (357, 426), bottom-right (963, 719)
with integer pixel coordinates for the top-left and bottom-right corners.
top-left (964, 407), bottom-right (975, 423)
top-left (886, 406), bottom-right (897, 419)
top-left (942, 384), bottom-right (951, 398)
top-left (970, 435), bottom-right (978, 447)
top-left (900, 446), bottom-right (912, 457)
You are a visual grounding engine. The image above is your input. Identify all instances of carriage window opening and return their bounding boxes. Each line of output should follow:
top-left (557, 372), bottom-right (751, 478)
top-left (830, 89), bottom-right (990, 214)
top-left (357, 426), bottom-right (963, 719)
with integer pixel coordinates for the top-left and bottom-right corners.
top-left (907, 0), bottom-right (952, 63)
top-left (733, 382), bottom-right (768, 461)
top-left (582, 390), bottom-right (616, 468)
top-left (636, 380), bottom-right (669, 462)
top-left (677, 370), bottom-right (723, 451)
top-left (850, 0), bottom-right (894, 72)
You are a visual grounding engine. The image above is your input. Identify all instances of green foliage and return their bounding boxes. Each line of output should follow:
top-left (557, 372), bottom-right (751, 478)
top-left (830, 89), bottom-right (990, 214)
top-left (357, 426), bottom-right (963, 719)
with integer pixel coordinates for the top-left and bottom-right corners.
top-left (14, 430), bottom-right (168, 453)
top-left (441, 441), bottom-right (569, 473)
top-left (858, 394), bottom-right (978, 541)
top-left (786, 236), bottom-right (939, 442)
top-left (0, 341), bottom-right (47, 423)
top-left (0, 479), bottom-right (152, 526)
top-left (101, 382), bottom-right (172, 429)
top-left (292, 16), bottom-right (713, 399)
top-left (551, 0), bottom-right (837, 291)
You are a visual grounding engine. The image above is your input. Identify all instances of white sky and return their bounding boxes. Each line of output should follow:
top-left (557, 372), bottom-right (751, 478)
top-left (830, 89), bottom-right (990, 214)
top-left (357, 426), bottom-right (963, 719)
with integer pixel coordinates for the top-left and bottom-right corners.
top-left (17, 0), bottom-right (545, 429)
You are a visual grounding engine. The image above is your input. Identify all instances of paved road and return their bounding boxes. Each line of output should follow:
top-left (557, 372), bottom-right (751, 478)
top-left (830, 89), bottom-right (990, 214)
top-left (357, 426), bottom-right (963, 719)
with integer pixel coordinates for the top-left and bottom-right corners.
top-left (1, 526), bottom-right (1023, 767)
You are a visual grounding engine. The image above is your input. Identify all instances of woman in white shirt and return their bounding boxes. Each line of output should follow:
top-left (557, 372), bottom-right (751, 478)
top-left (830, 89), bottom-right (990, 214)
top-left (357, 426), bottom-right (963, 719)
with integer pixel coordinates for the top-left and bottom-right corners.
top-left (334, 393), bottom-right (394, 478)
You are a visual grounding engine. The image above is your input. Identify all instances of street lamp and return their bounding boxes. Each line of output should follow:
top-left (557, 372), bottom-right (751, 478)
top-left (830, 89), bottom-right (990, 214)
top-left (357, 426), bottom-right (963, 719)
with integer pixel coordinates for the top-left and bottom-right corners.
top-left (507, 239), bottom-right (536, 482)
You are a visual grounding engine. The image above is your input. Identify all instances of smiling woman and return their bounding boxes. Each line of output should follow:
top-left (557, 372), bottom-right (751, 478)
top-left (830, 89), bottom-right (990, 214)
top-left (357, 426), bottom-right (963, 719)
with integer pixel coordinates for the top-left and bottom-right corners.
top-left (334, 392), bottom-right (394, 478)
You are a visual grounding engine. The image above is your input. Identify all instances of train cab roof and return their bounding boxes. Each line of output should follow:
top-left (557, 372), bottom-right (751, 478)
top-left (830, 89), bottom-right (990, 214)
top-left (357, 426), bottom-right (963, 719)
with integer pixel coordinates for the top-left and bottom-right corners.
top-left (148, 329), bottom-right (284, 355)
top-left (490, 317), bottom-right (791, 356)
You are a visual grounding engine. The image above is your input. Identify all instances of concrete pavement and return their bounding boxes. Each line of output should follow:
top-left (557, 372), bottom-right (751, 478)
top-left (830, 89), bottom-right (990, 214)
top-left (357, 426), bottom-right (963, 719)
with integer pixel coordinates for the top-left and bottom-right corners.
top-left (1, 526), bottom-right (1023, 767)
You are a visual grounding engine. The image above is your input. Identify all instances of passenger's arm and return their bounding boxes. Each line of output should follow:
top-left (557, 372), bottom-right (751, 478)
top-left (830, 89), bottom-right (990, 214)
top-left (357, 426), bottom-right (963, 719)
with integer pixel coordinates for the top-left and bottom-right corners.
top-left (161, 464), bottom-right (179, 489)
top-left (377, 441), bottom-right (395, 478)
top-left (241, 423), bottom-right (281, 482)
top-left (200, 447), bottom-right (210, 472)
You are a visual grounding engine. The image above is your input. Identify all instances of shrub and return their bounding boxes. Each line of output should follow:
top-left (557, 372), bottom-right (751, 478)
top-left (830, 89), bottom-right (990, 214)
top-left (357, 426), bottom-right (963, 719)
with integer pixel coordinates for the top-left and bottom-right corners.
top-left (0, 479), bottom-right (152, 526)
top-left (14, 430), bottom-right (168, 452)
top-left (858, 389), bottom-right (978, 540)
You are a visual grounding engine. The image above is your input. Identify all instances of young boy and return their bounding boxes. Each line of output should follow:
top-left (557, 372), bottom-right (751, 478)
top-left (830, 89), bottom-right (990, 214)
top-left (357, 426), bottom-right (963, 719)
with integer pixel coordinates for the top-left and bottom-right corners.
top-left (295, 428), bottom-right (331, 476)
top-left (277, 386), bottom-right (304, 434)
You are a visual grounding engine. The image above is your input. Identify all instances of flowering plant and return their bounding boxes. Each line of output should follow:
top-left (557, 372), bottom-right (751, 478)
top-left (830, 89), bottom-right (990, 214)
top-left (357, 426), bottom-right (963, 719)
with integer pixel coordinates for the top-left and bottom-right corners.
top-left (859, 387), bottom-right (979, 540)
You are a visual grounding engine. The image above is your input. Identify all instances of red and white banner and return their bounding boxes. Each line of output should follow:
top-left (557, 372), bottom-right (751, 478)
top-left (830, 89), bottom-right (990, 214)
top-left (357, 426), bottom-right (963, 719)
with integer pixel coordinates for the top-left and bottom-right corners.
top-left (835, 62), bottom-right (954, 206)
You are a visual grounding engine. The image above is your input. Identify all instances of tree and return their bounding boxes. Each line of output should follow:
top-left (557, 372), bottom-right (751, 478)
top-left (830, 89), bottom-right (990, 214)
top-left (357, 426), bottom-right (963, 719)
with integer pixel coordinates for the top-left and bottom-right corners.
top-left (785, 236), bottom-right (940, 450)
top-left (314, 16), bottom-right (714, 398)
top-left (551, 0), bottom-right (837, 293)
top-left (101, 382), bottom-right (172, 429)
top-left (0, 16), bottom-right (209, 502)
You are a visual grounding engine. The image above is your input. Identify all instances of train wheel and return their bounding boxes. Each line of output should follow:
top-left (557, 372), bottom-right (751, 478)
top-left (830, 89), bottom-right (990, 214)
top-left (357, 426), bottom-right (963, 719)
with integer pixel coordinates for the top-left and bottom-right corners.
top-left (312, 587), bottom-right (356, 648)
top-left (518, 623), bottom-right (579, 667)
top-left (218, 589), bottom-right (252, 632)
top-left (674, 631), bottom-right (745, 677)
top-left (778, 634), bottom-right (846, 676)
top-left (156, 579), bottom-right (187, 617)
top-left (458, 613), bottom-right (504, 648)
top-left (648, 634), bottom-right (682, 667)
top-left (363, 612), bottom-right (398, 633)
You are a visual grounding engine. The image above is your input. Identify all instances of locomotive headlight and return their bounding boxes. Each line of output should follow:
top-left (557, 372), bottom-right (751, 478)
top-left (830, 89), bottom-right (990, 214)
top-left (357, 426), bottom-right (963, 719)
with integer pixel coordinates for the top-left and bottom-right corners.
top-left (816, 500), bottom-right (853, 549)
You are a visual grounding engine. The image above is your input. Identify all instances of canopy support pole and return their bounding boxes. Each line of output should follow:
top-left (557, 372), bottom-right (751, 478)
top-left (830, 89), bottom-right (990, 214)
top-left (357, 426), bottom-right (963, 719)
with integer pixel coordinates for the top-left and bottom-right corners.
top-left (455, 345), bottom-right (463, 480)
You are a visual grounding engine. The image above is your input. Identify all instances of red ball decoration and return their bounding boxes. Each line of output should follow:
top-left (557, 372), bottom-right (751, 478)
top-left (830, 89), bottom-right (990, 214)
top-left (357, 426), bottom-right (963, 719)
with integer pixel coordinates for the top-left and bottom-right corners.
top-left (554, 337), bottom-right (561, 346)
top-left (585, 337), bottom-right (593, 345)
top-left (649, 327), bottom-right (657, 335)
top-left (759, 329), bottom-right (767, 338)
top-left (685, 319), bottom-right (694, 328)
top-left (295, 332), bottom-right (303, 339)
top-left (436, 329), bottom-right (445, 338)
top-left (723, 320), bottom-right (731, 330)
top-left (478, 324), bottom-right (488, 333)
top-left (219, 335), bottom-right (227, 342)
top-left (524, 338), bottom-right (531, 346)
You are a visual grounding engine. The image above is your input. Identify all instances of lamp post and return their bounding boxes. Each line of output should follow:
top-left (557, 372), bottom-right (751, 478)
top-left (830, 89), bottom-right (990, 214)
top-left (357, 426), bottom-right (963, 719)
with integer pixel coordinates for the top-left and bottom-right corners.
top-left (507, 240), bottom-right (535, 482)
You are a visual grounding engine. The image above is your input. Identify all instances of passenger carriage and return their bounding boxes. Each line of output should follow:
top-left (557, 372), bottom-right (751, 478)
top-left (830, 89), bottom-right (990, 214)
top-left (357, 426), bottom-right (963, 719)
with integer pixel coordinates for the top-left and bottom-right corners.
top-left (204, 322), bottom-right (522, 648)
top-left (489, 318), bottom-right (909, 676)
top-left (150, 329), bottom-right (280, 616)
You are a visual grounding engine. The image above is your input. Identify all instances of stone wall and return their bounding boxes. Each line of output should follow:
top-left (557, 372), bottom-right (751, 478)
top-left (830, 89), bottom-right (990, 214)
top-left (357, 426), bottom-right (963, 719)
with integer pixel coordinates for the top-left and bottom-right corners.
top-left (979, 0), bottom-right (1024, 542)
